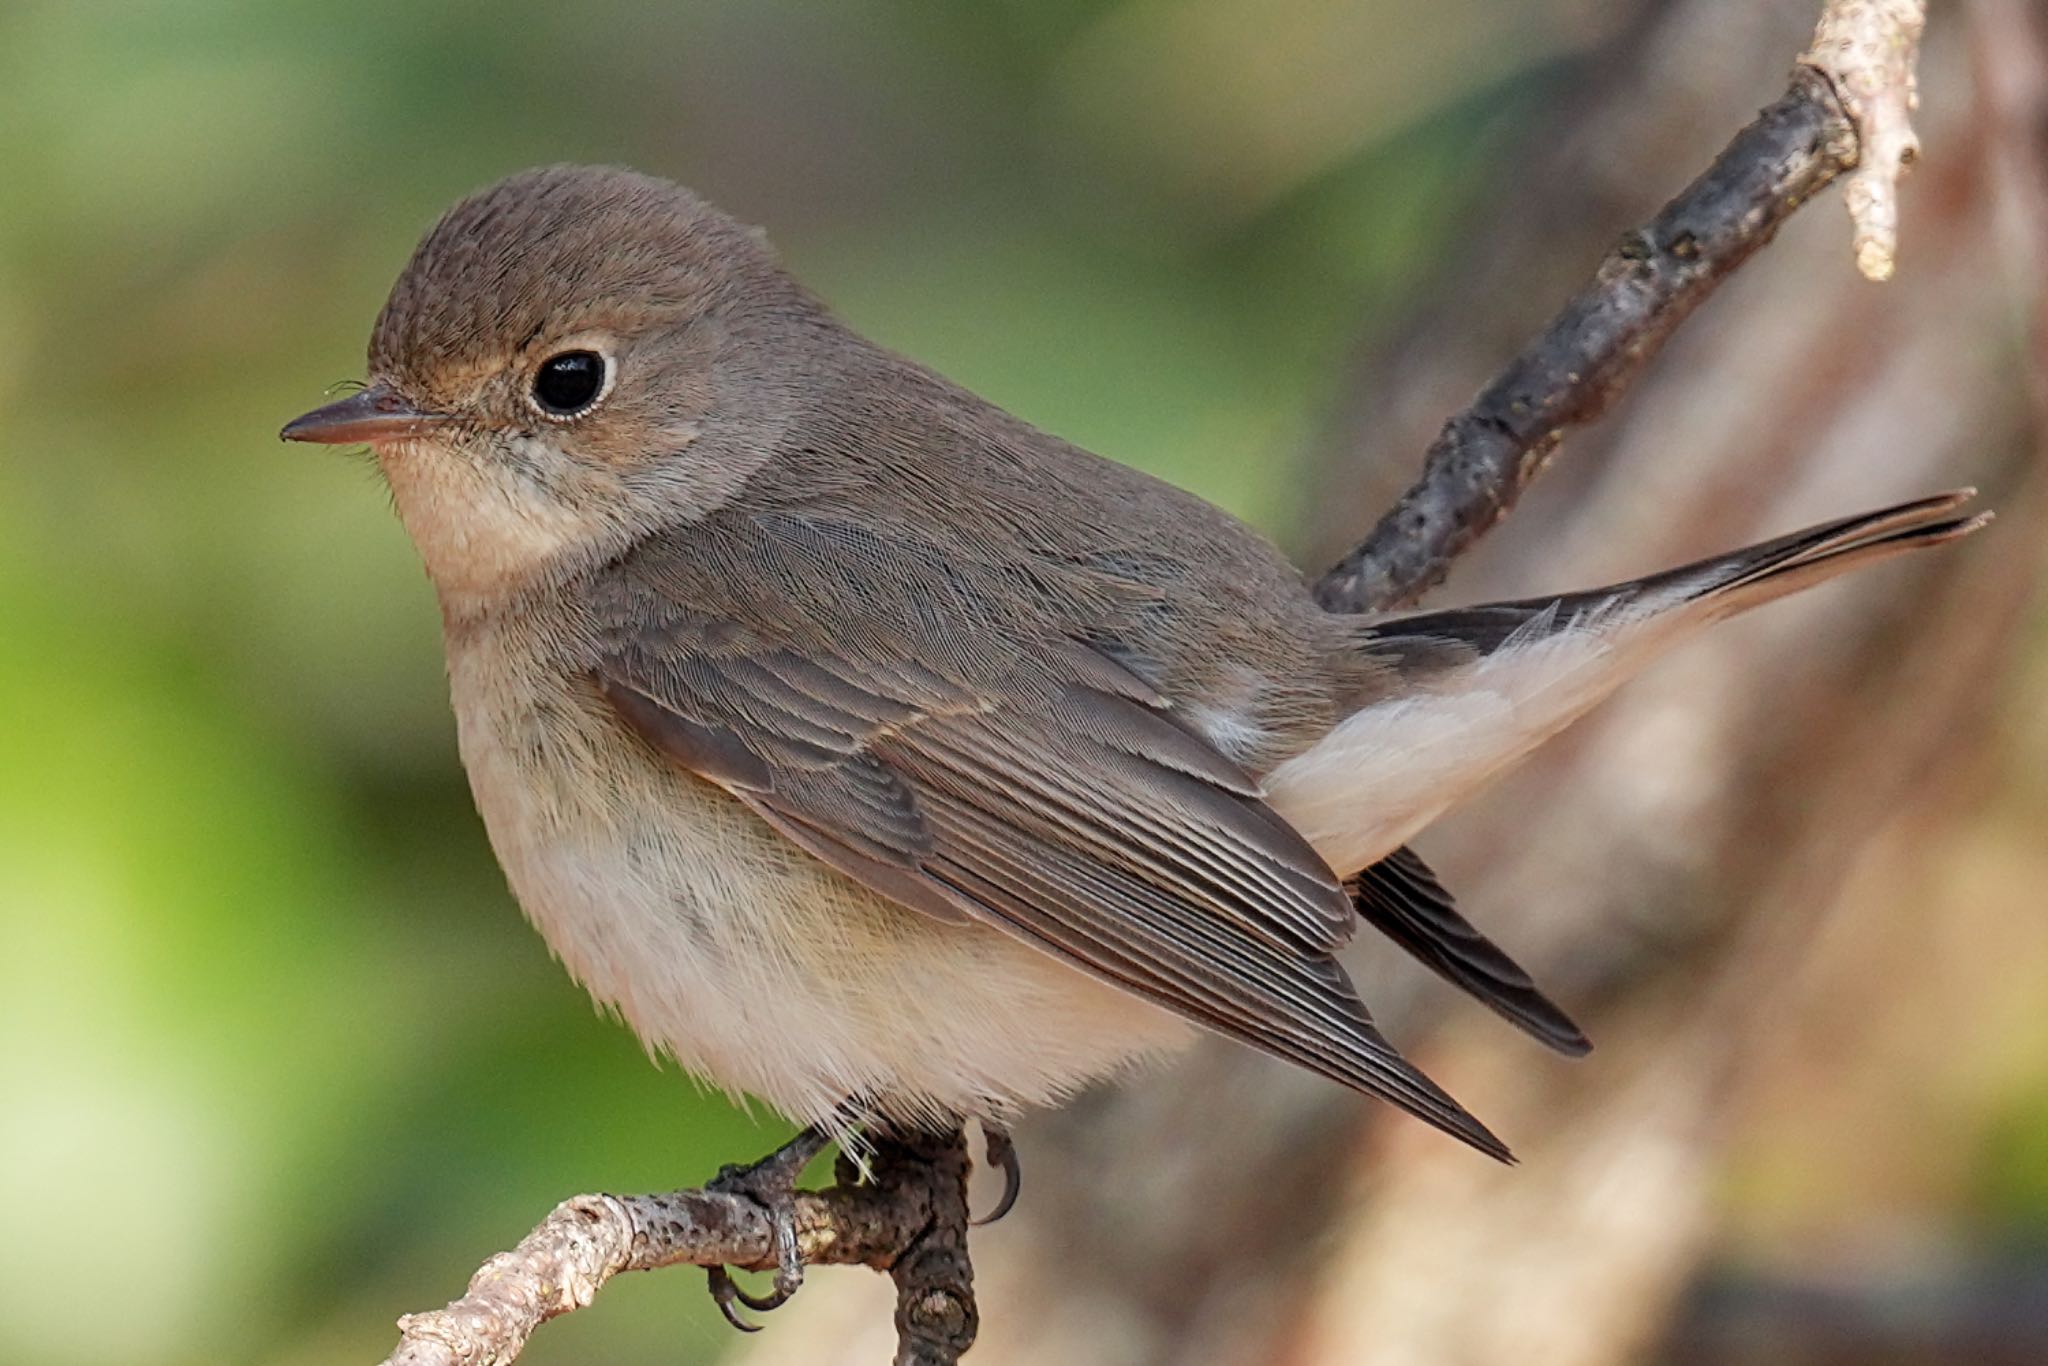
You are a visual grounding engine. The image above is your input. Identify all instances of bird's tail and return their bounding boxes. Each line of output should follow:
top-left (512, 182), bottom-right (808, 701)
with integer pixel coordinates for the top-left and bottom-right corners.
top-left (1554, 488), bottom-right (1987, 624)
top-left (1265, 491), bottom-right (1988, 879)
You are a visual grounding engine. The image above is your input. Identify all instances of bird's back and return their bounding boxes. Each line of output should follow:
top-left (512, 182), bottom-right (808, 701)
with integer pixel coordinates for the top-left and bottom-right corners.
top-left (702, 326), bottom-right (1354, 774)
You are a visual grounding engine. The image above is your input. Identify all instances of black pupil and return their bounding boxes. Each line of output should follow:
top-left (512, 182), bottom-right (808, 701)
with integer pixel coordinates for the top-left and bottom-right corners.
top-left (533, 351), bottom-right (604, 415)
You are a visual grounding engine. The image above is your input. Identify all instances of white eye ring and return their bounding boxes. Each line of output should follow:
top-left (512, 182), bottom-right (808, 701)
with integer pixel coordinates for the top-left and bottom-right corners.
top-left (527, 348), bottom-right (614, 420)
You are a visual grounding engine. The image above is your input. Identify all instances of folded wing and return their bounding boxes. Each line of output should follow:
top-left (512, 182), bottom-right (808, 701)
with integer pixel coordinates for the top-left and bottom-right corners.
top-left (597, 599), bottom-right (1511, 1160)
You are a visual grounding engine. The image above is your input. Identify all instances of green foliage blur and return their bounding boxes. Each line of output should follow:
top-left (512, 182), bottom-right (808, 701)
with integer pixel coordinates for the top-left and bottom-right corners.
top-left (0, 2), bottom-right (1572, 1361)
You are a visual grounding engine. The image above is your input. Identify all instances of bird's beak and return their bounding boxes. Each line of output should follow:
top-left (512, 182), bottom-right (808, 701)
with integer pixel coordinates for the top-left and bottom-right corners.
top-left (280, 383), bottom-right (451, 445)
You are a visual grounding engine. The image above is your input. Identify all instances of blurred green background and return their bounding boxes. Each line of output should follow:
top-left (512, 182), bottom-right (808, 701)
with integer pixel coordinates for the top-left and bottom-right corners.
top-left (0, 2), bottom-right (2040, 1364)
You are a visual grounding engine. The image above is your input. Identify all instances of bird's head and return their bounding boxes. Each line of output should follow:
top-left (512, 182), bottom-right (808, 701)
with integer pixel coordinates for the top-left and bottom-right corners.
top-left (283, 165), bottom-right (818, 611)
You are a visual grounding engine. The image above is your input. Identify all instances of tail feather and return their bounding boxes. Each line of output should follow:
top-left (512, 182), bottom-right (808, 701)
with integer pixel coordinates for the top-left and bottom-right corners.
top-left (1400, 489), bottom-right (1988, 644)
top-left (1679, 489), bottom-right (1987, 619)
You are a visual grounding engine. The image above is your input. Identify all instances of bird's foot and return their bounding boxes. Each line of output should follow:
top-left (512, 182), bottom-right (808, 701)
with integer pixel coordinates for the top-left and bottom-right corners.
top-left (704, 1125), bottom-right (833, 1331)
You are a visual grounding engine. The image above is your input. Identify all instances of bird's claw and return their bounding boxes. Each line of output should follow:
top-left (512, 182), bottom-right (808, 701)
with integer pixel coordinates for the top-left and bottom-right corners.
top-left (973, 1122), bottom-right (1022, 1226)
top-left (702, 1126), bottom-right (831, 1332)
top-left (700, 1117), bottom-right (1017, 1328)
top-left (706, 1260), bottom-right (801, 1330)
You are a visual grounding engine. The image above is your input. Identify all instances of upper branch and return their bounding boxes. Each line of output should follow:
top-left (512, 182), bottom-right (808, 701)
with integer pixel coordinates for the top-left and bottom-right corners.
top-left (1316, 0), bottom-right (1926, 613)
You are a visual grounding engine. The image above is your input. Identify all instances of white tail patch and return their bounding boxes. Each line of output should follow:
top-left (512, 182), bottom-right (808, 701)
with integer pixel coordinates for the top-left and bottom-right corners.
top-left (1262, 490), bottom-right (1988, 878)
top-left (1265, 590), bottom-right (1692, 877)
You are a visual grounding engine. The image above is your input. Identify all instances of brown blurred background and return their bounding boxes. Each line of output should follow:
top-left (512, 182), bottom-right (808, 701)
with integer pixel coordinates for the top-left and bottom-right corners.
top-left (0, 2), bottom-right (2041, 1363)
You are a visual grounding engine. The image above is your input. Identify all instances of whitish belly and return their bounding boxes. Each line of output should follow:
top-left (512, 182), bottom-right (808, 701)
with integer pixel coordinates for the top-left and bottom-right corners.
top-left (451, 667), bottom-right (1192, 1135)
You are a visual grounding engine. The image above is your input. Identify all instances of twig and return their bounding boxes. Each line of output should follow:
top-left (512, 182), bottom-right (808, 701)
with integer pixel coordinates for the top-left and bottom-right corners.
top-left (1317, 0), bottom-right (1928, 614)
top-left (367, 3), bottom-right (1932, 1362)
top-left (1803, 0), bottom-right (1928, 282)
top-left (379, 1130), bottom-right (971, 1366)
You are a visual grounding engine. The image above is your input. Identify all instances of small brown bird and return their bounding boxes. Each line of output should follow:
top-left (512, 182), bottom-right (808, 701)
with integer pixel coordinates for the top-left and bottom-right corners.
top-left (284, 165), bottom-right (1981, 1314)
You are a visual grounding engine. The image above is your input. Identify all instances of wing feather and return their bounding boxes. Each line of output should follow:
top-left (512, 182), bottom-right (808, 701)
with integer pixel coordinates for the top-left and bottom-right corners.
top-left (1351, 846), bottom-right (1589, 1056)
top-left (901, 780), bottom-right (1492, 1143)
top-left (597, 630), bottom-right (1509, 1160)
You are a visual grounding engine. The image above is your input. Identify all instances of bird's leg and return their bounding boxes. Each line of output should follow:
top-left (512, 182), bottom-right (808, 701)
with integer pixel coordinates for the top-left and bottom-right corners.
top-left (704, 1124), bottom-right (834, 1331)
top-left (973, 1121), bottom-right (1022, 1226)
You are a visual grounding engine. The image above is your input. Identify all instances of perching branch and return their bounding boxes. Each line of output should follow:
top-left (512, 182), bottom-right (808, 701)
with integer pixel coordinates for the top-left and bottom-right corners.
top-left (369, 3), bottom-right (1929, 1363)
top-left (1318, 0), bottom-right (1928, 613)
top-left (380, 1130), bottom-right (973, 1366)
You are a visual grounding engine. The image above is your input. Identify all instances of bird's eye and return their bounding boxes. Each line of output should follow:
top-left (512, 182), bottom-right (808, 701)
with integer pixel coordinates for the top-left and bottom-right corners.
top-left (530, 350), bottom-right (608, 418)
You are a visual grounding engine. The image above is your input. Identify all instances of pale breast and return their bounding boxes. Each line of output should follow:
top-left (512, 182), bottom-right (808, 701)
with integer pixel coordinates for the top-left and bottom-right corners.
top-left (442, 617), bottom-right (1194, 1137)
